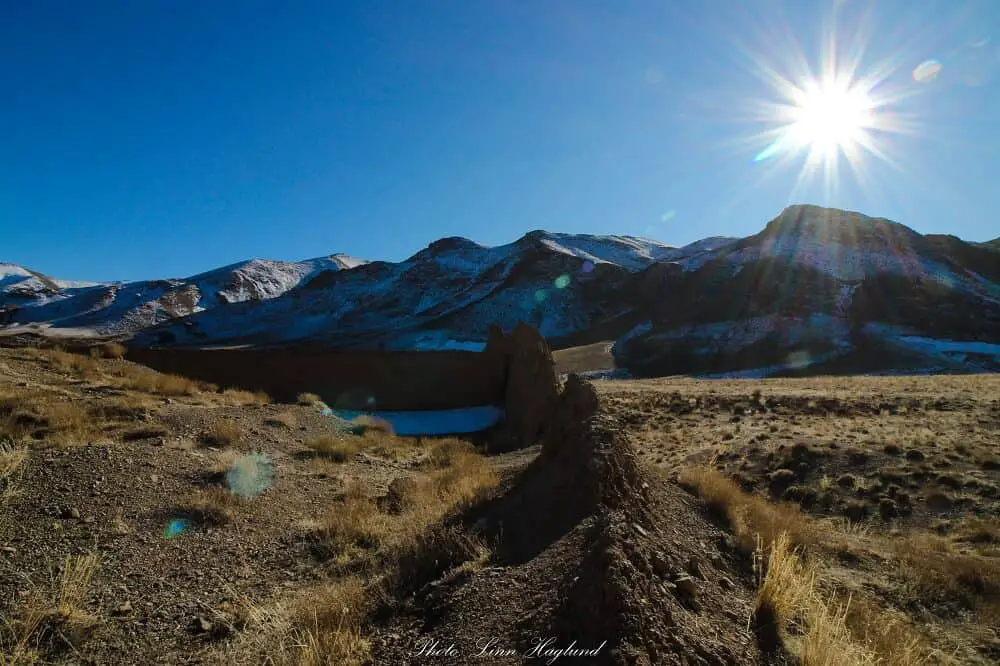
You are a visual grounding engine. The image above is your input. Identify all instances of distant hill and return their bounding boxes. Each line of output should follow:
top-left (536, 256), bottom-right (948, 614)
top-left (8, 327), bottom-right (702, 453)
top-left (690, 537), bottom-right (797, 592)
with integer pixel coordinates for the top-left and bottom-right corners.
top-left (3, 205), bottom-right (998, 376)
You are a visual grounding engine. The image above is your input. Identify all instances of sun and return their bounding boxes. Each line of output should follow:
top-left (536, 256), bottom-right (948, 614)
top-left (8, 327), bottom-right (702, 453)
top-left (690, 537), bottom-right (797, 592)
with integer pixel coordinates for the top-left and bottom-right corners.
top-left (739, 5), bottom-right (922, 200)
top-left (753, 72), bottom-right (884, 171)
top-left (786, 76), bottom-right (875, 159)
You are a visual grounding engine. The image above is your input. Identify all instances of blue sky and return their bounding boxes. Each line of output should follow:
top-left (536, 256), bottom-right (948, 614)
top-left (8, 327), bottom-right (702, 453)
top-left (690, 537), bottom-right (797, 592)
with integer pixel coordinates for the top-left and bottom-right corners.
top-left (2, 0), bottom-right (999, 281)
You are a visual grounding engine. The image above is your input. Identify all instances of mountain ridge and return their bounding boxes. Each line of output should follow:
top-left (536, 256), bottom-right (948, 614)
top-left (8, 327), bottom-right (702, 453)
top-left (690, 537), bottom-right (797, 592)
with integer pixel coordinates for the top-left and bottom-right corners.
top-left (3, 206), bottom-right (998, 376)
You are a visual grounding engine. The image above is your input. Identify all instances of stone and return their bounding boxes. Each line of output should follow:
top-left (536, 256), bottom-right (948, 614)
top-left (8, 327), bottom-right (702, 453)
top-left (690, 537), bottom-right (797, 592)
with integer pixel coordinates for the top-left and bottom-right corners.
top-left (64, 507), bottom-right (81, 520)
top-left (115, 601), bottom-right (133, 615)
top-left (194, 616), bottom-right (213, 633)
top-left (674, 575), bottom-right (698, 599)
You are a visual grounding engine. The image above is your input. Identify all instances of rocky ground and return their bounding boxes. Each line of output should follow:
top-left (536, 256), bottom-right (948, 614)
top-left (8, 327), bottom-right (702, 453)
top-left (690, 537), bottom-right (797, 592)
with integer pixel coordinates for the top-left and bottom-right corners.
top-left (599, 374), bottom-right (1000, 664)
top-left (2, 344), bottom-right (998, 665)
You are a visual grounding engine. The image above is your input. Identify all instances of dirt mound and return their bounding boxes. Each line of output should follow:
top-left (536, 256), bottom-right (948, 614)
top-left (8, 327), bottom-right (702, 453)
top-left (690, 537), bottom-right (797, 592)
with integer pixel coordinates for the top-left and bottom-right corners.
top-left (372, 376), bottom-right (776, 664)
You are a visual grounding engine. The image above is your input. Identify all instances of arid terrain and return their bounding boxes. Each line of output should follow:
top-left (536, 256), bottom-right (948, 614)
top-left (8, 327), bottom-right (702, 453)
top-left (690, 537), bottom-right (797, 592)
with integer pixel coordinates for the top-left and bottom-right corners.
top-left (1, 343), bottom-right (998, 664)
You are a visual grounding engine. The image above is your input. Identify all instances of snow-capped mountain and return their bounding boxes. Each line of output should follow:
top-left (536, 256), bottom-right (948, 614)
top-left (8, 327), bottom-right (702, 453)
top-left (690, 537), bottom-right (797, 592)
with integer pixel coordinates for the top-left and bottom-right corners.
top-left (3, 206), bottom-right (998, 377)
top-left (128, 231), bottom-right (737, 349)
top-left (0, 255), bottom-right (366, 334)
top-left (613, 205), bottom-right (1000, 376)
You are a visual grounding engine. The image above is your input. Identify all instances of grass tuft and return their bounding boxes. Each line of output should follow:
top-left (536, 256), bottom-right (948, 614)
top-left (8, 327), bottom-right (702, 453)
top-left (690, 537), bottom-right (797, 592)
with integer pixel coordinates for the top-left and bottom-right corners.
top-left (200, 421), bottom-right (241, 448)
top-left (307, 435), bottom-right (359, 462)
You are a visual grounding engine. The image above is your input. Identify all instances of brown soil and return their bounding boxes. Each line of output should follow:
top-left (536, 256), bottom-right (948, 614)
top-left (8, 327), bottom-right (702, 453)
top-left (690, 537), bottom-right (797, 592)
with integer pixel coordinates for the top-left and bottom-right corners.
top-left (599, 374), bottom-right (1000, 664)
top-left (370, 376), bottom-right (780, 665)
top-left (552, 341), bottom-right (616, 375)
top-left (5, 343), bottom-right (999, 665)
top-left (0, 346), bottom-right (496, 664)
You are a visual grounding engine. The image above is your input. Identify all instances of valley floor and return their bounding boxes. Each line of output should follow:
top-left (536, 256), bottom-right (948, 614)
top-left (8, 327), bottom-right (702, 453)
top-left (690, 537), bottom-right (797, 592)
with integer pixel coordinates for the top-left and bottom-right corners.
top-left (1, 346), bottom-right (998, 664)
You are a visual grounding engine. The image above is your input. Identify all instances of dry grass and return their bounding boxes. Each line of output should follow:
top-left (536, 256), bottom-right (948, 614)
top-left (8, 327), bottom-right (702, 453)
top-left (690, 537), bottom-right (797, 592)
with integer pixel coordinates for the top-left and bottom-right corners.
top-left (552, 340), bottom-right (616, 375)
top-left (0, 391), bottom-right (96, 447)
top-left (754, 534), bottom-right (923, 666)
top-left (687, 467), bottom-right (937, 665)
top-left (297, 392), bottom-right (323, 406)
top-left (1, 553), bottom-right (100, 663)
top-left (208, 449), bottom-right (243, 478)
top-left (0, 439), bottom-right (27, 540)
top-left (179, 486), bottom-right (241, 525)
top-left (311, 439), bottom-right (497, 562)
top-left (99, 342), bottom-right (127, 360)
top-left (89, 359), bottom-right (216, 396)
top-left (264, 412), bottom-right (297, 429)
top-left (200, 421), bottom-right (241, 448)
top-left (291, 579), bottom-right (371, 666)
top-left (312, 485), bottom-right (394, 561)
top-left (892, 532), bottom-right (1000, 607)
top-left (679, 467), bottom-right (816, 553)
top-left (44, 349), bottom-right (103, 379)
top-left (0, 439), bottom-right (27, 483)
top-left (220, 389), bottom-right (271, 406)
top-left (307, 435), bottom-right (359, 462)
top-left (214, 578), bottom-right (371, 666)
top-left (287, 438), bottom-right (496, 664)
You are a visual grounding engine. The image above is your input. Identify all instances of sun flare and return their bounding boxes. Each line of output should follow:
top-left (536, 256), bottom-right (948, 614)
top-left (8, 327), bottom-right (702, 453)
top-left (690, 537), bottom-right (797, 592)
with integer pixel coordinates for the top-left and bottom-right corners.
top-left (787, 77), bottom-right (874, 157)
top-left (740, 5), bottom-right (924, 200)
top-left (754, 72), bottom-right (884, 169)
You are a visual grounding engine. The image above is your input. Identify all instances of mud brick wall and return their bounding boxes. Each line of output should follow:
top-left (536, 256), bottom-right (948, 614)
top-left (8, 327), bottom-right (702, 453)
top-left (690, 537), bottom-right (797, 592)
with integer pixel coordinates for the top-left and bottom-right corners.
top-left (125, 348), bottom-right (507, 411)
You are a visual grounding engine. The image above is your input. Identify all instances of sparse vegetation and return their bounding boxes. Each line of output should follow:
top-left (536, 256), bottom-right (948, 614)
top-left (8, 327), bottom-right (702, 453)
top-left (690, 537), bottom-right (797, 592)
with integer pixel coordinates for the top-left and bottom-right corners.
top-left (179, 486), bottom-right (241, 525)
top-left (0, 391), bottom-right (96, 447)
top-left (200, 420), bottom-right (241, 448)
top-left (121, 424), bottom-right (169, 441)
top-left (1, 553), bottom-right (101, 663)
top-left (297, 392), bottom-right (323, 406)
top-left (221, 388), bottom-right (271, 406)
top-left (307, 435), bottom-right (359, 462)
top-left (98, 342), bottom-right (128, 360)
top-left (264, 411), bottom-right (297, 428)
top-left (2, 345), bottom-right (998, 665)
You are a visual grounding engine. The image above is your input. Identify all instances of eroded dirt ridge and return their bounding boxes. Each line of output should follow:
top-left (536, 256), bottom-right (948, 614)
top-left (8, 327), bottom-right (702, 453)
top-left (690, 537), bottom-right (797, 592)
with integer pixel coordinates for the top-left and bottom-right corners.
top-left (373, 375), bottom-right (773, 665)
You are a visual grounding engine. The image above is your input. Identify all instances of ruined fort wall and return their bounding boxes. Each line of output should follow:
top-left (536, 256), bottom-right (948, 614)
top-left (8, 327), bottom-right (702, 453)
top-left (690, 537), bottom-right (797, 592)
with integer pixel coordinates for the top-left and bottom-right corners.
top-left (125, 347), bottom-right (507, 411)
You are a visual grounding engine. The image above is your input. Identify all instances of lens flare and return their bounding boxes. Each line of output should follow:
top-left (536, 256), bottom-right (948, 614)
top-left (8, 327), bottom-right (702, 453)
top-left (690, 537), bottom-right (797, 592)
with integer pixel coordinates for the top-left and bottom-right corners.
top-left (226, 453), bottom-right (275, 498)
top-left (534, 289), bottom-right (548, 303)
top-left (335, 389), bottom-right (376, 412)
top-left (912, 59), bottom-right (942, 83)
top-left (163, 518), bottom-right (188, 539)
top-left (554, 274), bottom-right (571, 289)
top-left (581, 260), bottom-right (595, 274)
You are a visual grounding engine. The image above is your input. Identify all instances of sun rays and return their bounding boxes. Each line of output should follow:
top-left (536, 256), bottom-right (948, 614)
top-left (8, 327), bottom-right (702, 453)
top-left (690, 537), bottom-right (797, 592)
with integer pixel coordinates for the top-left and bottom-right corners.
top-left (715, 1), bottom-right (932, 205)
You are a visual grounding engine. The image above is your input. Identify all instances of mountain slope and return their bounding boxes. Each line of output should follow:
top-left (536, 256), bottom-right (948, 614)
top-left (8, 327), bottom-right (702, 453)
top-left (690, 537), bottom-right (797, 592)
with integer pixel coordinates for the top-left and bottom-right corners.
top-left (613, 205), bottom-right (1000, 376)
top-left (130, 232), bottom-right (736, 349)
top-left (0, 255), bottom-right (366, 335)
top-left (4, 206), bottom-right (998, 377)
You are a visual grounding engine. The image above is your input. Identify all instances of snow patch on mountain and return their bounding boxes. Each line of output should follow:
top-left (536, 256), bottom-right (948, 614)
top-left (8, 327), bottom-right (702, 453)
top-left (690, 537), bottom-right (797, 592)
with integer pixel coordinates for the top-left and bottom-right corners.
top-left (188, 255), bottom-right (367, 307)
top-left (530, 232), bottom-right (738, 272)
